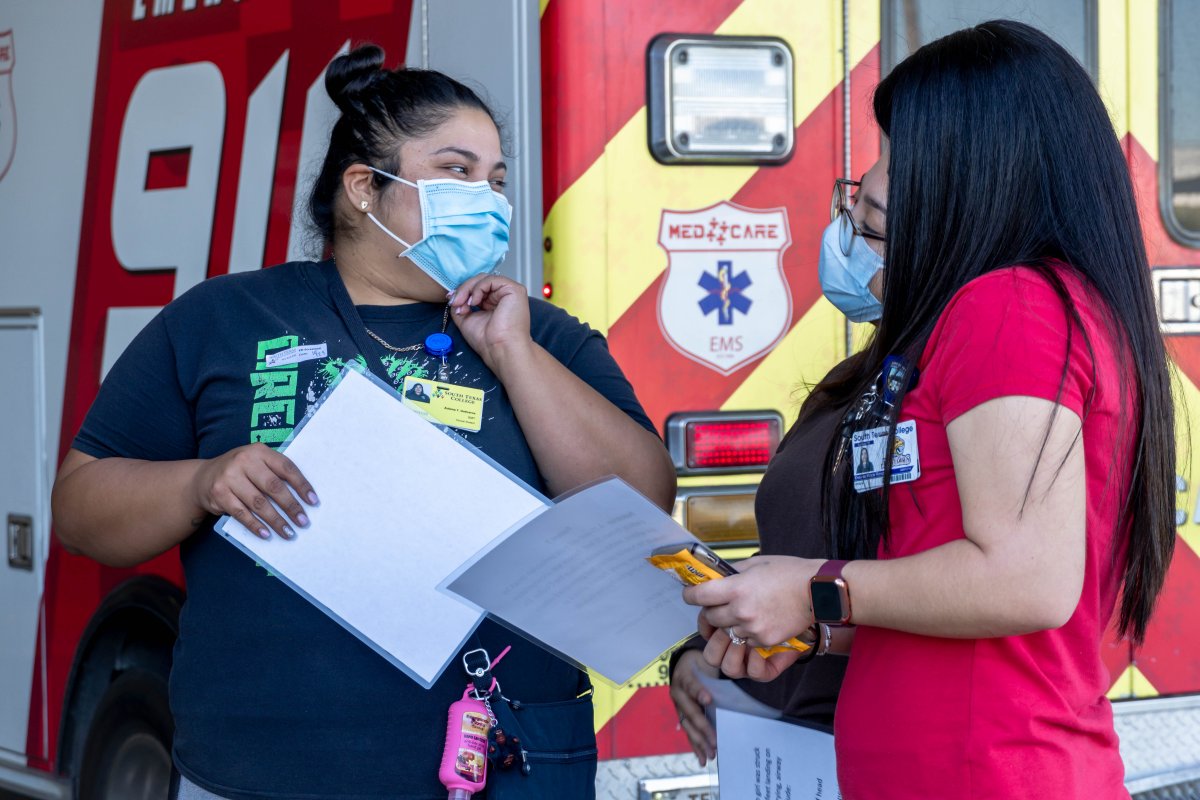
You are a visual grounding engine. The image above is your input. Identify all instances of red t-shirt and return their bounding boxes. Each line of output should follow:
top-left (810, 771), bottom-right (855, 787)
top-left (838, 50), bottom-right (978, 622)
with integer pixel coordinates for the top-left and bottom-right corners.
top-left (835, 266), bottom-right (1133, 799)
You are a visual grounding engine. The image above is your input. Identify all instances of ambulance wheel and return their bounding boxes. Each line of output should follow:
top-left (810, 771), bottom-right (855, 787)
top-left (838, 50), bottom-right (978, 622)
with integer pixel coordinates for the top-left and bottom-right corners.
top-left (77, 668), bottom-right (174, 800)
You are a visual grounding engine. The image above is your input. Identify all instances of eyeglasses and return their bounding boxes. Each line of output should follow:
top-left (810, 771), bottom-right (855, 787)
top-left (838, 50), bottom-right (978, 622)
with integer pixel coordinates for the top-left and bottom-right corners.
top-left (831, 178), bottom-right (886, 256)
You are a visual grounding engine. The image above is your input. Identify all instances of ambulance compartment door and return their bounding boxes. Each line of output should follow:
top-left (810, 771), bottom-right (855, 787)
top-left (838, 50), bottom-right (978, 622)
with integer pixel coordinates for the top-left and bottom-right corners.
top-left (0, 308), bottom-right (47, 759)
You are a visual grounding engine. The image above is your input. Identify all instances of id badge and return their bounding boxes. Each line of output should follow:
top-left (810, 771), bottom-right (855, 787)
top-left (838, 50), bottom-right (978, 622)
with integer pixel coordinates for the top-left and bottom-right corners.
top-left (851, 419), bottom-right (921, 493)
top-left (401, 375), bottom-right (485, 433)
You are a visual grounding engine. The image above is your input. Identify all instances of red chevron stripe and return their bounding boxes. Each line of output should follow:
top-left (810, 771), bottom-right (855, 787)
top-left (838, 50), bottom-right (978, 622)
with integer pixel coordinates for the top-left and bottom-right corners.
top-left (1135, 535), bottom-right (1200, 694)
top-left (1130, 136), bottom-right (1200, 393)
top-left (606, 48), bottom-right (881, 431)
top-left (539, 0), bottom-right (745, 213)
top-left (596, 686), bottom-right (690, 760)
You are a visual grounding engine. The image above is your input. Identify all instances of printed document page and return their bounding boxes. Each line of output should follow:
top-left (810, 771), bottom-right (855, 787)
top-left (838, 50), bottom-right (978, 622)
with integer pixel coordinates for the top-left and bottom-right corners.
top-left (216, 368), bottom-right (549, 688)
top-left (443, 477), bottom-right (700, 685)
top-left (715, 707), bottom-right (841, 800)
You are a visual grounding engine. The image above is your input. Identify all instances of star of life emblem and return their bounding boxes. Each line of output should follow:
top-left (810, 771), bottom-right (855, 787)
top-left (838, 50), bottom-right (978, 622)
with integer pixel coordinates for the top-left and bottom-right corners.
top-left (0, 30), bottom-right (14, 183)
top-left (656, 201), bottom-right (792, 375)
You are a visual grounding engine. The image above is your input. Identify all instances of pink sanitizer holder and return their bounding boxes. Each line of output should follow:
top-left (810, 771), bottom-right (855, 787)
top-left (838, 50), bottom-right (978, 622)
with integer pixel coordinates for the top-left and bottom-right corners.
top-left (439, 687), bottom-right (491, 799)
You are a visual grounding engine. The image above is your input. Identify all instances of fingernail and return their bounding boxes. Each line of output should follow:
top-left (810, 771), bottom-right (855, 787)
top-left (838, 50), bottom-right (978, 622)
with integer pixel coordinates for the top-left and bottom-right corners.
top-left (447, 290), bottom-right (455, 300)
top-left (307, 491), bottom-right (319, 505)
top-left (257, 528), bottom-right (270, 539)
top-left (282, 525), bottom-right (296, 539)
top-left (297, 513), bottom-right (310, 527)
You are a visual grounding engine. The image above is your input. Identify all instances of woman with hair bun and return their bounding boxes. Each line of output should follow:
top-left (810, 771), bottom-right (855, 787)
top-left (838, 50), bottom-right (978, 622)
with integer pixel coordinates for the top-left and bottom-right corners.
top-left (685, 20), bottom-right (1175, 799)
top-left (52, 44), bottom-right (675, 800)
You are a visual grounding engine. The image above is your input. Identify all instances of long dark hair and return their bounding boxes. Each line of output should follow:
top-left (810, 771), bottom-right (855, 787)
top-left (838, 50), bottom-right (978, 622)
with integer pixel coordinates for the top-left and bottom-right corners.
top-left (803, 20), bottom-right (1175, 642)
top-left (308, 44), bottom-right (498, 245)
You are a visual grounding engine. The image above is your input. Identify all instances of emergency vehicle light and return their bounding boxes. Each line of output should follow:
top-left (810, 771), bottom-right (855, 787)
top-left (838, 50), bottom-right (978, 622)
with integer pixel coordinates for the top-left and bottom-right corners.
top-left (665, 411), bottom-right (783, 475)
top-left (647, 34), bottom-right (794, 165)
top-left (677, 488), bottom-right (760, 546)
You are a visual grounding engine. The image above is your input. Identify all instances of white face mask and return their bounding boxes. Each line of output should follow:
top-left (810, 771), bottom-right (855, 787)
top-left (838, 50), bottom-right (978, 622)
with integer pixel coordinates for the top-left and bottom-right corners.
top-left (365, 166), bottom-right (513, 290)
top-left (817, 218), bottom-right (884, 323)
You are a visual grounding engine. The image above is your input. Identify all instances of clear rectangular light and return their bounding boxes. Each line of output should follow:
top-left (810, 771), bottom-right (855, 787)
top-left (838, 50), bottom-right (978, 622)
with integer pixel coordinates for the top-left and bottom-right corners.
top-left (648, 35), bottom-right (794, 164)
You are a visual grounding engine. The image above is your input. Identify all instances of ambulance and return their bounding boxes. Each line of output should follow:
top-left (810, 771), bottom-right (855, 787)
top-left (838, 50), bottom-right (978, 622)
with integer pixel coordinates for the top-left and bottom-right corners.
top-left (0, 1), bottom-right (1198, 798)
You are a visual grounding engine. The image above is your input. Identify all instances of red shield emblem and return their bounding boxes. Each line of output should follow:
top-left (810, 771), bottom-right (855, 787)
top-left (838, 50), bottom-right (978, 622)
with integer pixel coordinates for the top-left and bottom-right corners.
top-left (656, 201), bottom-right (793, 375)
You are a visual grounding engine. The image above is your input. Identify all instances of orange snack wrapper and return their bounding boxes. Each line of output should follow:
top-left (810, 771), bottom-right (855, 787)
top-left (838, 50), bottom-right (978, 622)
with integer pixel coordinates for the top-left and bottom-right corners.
top-left (648, 546), bottom-right (811, 658)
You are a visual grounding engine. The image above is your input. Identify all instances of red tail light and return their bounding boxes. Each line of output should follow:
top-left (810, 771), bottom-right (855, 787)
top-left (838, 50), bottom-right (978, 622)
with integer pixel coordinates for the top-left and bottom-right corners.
top-left (666, 412), bottom-right (783, 474)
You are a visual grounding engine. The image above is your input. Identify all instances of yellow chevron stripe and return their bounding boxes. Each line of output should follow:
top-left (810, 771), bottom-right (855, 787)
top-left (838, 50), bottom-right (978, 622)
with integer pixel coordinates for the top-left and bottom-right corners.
top-left (1097, 0), bottom-right (1127, 140)
top-left (1126, 0), bottom-right (1158, 162)
top-left (540, 0), bottom-right (550, 17)
top-left (1098, 0), bottom-right (1158, 161)
top-left (544, 0), bottom-right (880, 333)
top-left (545, 165), bottom-right (611, 334)
top-left (1107, 664), bottom-right (1160, 700)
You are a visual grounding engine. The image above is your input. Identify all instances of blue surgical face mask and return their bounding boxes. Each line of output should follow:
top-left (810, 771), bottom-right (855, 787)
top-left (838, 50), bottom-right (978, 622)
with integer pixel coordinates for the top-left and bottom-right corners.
top-left (818, 218), bottom-right (885, 323)
top-left (365, 166), bottom-right (513, 291)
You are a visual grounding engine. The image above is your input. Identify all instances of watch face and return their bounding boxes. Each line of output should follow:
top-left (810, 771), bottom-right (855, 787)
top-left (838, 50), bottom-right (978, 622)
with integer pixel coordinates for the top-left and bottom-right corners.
top-left (811, 581), bottom-right (844, 622)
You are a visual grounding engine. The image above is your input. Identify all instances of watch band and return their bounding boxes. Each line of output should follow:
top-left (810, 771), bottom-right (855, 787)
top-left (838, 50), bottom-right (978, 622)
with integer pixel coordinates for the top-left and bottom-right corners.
top-left (815, 559), bottom-right (850, 579)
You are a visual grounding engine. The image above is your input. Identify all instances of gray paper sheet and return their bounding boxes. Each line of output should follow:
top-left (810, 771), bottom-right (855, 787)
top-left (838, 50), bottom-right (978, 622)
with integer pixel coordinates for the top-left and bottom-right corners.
top-left (444, 477), bottom-right (700, 685)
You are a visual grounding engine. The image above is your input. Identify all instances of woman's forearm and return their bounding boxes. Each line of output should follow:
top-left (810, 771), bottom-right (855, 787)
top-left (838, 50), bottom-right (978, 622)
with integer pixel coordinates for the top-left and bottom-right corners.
top-left (843, 536), bottom-right (1079, 638)
top-left (491, 341), bottom-right (677, 509)
top-left (52, 450), bottom-right (207, 567)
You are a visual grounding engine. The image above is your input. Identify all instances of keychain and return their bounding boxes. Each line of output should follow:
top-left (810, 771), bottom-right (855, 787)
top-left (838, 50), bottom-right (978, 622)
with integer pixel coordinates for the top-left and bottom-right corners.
top-left (833, 354), bottom-right (920, 475)
top-left (425, 331), bottom-right (454, 382)
top-left (440, 646), bottom-right (518, 798)
top-left (835, 355), bottom-right (922, 497)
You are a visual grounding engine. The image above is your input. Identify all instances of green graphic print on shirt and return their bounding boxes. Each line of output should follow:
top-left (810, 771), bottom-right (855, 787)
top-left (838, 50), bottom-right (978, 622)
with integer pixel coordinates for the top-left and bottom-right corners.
top-left (249, 336), bottom-right (439, 446)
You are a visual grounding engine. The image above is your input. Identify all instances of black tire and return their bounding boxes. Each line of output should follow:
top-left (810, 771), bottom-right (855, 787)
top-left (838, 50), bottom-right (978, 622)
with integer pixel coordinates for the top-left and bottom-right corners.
top-left (77, 669), bottom-right (173, 800)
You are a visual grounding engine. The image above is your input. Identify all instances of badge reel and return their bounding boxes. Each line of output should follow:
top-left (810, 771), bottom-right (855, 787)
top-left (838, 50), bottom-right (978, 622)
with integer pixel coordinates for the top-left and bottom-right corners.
top-left (398, 326), bottom-right (486, 433)
top-left (425, 331), bottom-right (453, 382)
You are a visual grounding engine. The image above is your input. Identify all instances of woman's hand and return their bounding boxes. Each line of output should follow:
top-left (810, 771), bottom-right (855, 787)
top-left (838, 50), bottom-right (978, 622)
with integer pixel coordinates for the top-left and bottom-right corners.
top-left (683, 555), bottom-right (823, 673)
top-left (697, 616), bottom-right (807, 682)
top-left (669, 649), bottom-right (719, 766)
top-left (448, 274), bottom-right (533, 374)
top-left (191, 443), bottom-right (318, 540)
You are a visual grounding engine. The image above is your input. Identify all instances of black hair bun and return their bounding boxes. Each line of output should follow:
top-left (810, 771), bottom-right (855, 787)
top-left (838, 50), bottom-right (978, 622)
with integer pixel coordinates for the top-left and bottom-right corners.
top-left (325, 44), bottom-right (387, 114)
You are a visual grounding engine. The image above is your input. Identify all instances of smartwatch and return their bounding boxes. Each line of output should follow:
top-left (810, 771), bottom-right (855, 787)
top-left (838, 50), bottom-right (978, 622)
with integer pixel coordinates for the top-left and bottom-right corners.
top-left (809, 560), bottom-right (854, 625)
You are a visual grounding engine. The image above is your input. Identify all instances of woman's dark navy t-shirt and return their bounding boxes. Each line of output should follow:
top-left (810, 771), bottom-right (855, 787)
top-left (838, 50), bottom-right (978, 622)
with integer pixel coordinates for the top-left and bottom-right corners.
top-left (73, 261), bottom-right (656, 799)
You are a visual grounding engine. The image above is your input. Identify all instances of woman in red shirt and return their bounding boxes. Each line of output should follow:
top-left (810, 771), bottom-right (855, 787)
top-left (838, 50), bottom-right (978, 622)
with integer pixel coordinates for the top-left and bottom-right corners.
top-left (684, 20), bottom-right (1175, 799)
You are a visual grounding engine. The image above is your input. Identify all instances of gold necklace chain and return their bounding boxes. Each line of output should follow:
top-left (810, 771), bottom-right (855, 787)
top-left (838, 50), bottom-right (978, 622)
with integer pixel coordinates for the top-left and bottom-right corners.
top-left (363, 303), bottom-right (451, 353)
